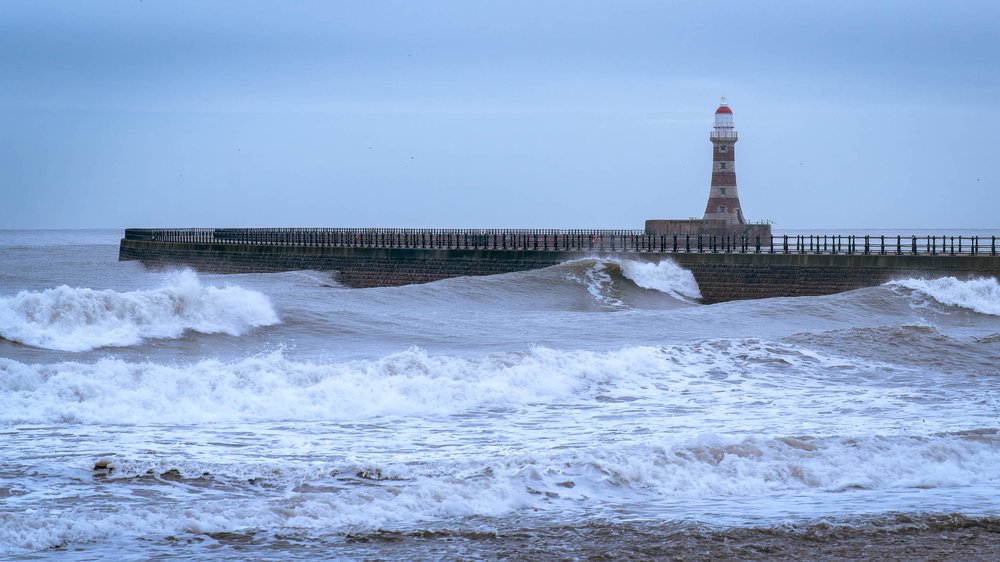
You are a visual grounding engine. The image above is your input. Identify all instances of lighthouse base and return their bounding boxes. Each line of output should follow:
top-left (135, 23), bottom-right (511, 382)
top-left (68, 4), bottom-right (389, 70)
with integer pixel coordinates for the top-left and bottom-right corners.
top-left (644, 219), bottom-right (772, 239)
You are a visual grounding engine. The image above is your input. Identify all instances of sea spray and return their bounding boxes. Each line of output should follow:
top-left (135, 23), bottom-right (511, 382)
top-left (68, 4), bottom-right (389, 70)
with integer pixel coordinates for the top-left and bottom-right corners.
top-left (564, 257), bottom-right (701, 306)
top-left (889, 276), bottom-right (1000, 316)
top-left (0, 270), bottom-right (279, 351)
top-left (619, 258), bottom-right (703, 301)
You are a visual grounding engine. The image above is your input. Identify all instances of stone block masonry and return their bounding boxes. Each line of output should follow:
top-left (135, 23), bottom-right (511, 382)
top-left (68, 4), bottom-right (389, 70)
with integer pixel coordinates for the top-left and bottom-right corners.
top-left (667, 253), bottom-right (1000, 302)
top-left (119, 240), bottom-right (573, 289)
top-left (119, 229), bottom-right (1000, 304)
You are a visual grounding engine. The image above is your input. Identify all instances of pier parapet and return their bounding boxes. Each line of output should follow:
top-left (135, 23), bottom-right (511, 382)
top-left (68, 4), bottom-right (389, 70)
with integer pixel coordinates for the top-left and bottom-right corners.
top-left (120, 228), bottom-right (1000, 303)
top-left (122, 228), bottom-right (1000, 257)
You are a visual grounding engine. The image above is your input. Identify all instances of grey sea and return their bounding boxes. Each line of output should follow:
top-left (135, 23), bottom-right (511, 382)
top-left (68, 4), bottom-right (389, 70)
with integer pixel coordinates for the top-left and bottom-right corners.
top-left (2, 229), bottom-right (999, 560)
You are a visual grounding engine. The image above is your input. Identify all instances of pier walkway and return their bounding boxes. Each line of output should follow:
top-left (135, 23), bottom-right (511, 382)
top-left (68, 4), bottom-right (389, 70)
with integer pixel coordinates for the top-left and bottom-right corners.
top-left (123, 228), bottom-right (997, 257)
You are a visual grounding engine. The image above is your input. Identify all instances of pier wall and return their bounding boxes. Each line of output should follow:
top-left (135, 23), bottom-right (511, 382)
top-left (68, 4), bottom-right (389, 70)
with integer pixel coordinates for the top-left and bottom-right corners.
top-left (119, 230), bottom-right (1000, 303)
top-left (668, 253), bottom-right (1000, 302)
top-left (119, 240), bottom-right (572, 288)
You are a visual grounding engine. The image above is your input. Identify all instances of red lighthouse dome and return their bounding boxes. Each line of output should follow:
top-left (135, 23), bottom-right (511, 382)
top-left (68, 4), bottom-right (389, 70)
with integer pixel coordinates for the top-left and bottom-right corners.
top-left (713, 98), bottom-right (735, 130)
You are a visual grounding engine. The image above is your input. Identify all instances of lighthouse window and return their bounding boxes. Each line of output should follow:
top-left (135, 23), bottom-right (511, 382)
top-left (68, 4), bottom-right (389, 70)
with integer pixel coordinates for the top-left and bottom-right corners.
top-left (719, 206), bottom-right (727, 213)
top-left (720, 162), bottom-right (727, 170)
top-left (720, 188), bottom-right (726, 195)
top-left (719, 146), bottom-right (728, 153)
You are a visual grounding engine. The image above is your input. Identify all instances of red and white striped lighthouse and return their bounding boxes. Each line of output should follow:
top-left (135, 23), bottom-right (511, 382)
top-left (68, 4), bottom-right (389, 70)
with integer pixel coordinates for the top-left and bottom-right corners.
top-left (702, 99), bottom-right (746, 225)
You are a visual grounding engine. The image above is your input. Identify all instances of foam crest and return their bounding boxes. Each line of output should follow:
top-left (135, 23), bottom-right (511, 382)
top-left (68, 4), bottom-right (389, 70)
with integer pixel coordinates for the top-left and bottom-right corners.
top-left (619, 259), bottom-right (702, 301)
top-left (0, 347), bottom-right (640, 424)
top-left (75, 429), bottom-right (1000, 503)
top-left (563, 431), bottom-right (1000, 498)
top-left (0, 338), bottom-right (978, 428)
top-left (2, 431), bottom-right (997, 552)
top-left (0, 270), bottom-right (279, 351)
top-left (0, 467), bottom-right (529, 552)
top-left (562, 258), bottom-right (701, 306)
top-left (574, 262), bottom-right (624, 308)
top-left (889, 276), bottom-right (1000, 316)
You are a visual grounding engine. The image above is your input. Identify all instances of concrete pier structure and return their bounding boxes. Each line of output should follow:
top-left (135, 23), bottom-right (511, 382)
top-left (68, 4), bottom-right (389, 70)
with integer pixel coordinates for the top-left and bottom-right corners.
top-left (120, 229), bottom-right (1000, 303)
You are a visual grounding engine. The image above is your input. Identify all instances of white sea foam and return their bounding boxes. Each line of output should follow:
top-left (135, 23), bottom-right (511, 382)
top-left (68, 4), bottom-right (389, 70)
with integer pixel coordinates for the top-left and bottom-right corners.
top-left (1, 338), bottom-right (997, 552)
top-left (0, 270), bottom-right (279, 351)
top-left (567, 432), bottom-right (1000, 498)
top-left (581, 262), bottom-right (625, 308)
top-left (2, 431), bottom-right (997, 552)
top-left (0, 346), bottom-right (635, 425)
top-left (0, 468), bottom-right (529, 552)
top-left (565, 257), bottom-right (701, 306)
top-left (0, 339), bottom-right (986, 431)
top-left (83, 431), bottom-right (998, 502)
top-left (619, 258), bottom-right (703, 301)
top-left (889, 276), bottom-right (1000, 316)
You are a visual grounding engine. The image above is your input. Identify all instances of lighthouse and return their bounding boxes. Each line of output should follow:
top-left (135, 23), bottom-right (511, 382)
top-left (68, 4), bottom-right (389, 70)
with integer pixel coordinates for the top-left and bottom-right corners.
top-left (702, 99), bottom-right (746, 226)
top-left (643, 99), bottom-right (770, 239)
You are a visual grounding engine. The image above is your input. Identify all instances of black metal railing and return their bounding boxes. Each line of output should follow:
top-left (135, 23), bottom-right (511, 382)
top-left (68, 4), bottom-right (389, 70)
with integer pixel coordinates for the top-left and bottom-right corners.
top-left (123, 229), bottom-right (1000, 257)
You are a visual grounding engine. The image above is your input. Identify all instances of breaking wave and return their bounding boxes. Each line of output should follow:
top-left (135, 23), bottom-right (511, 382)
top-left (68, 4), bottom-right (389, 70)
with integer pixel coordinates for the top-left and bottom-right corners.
top-left (77, 430), bottom-right (1000, 501)
top-left (0, 346), bottom-right (639, 425)
top-left (619, 258), bottom-right (702, 302)
top-left (889, 276), bottom-right (1000, 316)
top-left (0, 270), bottom-right (279, 351)
top-left (569, 260), bottom-right (624, 308)
top-left (0, 338), bottom-right (985, 428)
top-left (2, 430), bottom-right (997, 552)
top-left (563, 257), bottom-right (701, 308)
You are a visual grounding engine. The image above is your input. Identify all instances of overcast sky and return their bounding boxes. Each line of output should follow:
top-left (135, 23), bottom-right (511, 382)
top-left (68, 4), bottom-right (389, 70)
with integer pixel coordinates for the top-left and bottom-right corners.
top-left (2, 1), bottom-right (998, 230)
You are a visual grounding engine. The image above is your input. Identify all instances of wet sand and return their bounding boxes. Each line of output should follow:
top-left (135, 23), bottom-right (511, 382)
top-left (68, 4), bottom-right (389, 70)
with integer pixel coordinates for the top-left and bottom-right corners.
top-left (337, 514), bottom-right (1000, 561)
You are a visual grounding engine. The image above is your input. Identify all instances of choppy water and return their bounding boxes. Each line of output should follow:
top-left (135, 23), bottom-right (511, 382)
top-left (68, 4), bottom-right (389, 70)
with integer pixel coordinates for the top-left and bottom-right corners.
top-left (2, 229), bottom-right (999, 560)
